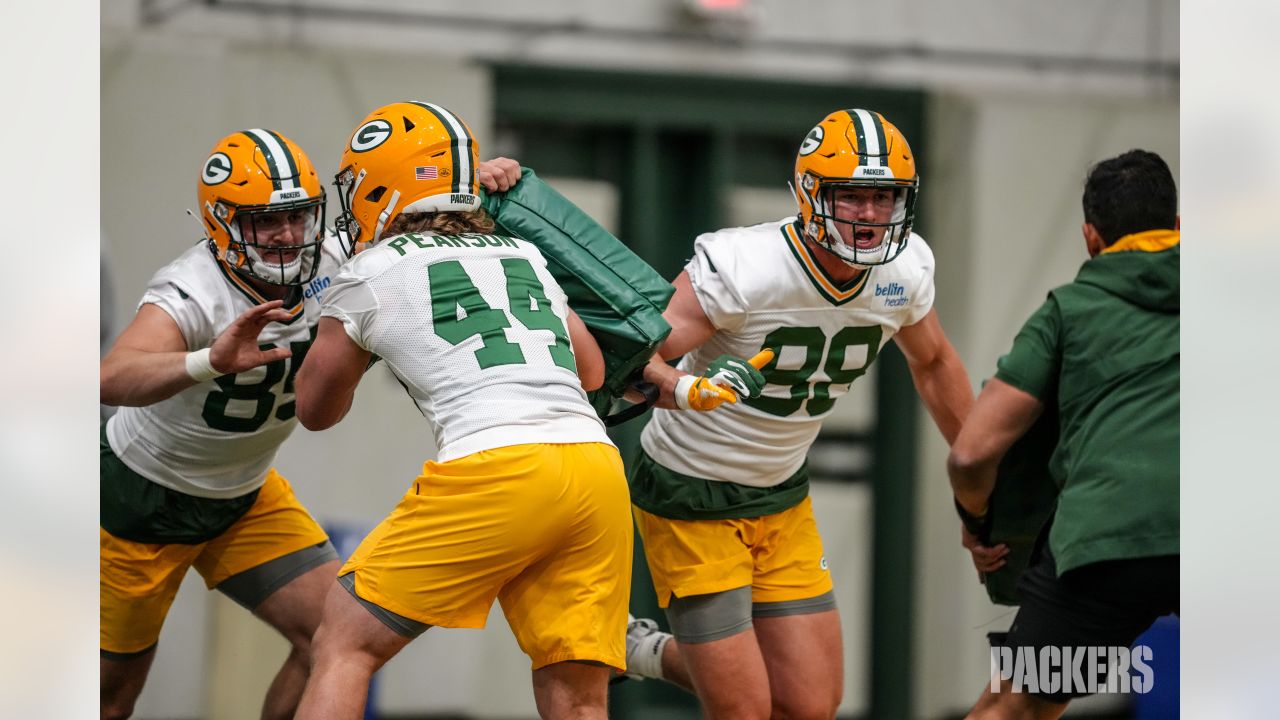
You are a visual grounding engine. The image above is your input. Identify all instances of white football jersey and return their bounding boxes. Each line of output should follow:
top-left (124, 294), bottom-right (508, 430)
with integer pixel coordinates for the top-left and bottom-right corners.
top-left (105, 237), bottom-right (346, 499)
top-left (321, 231), bottom-right (610, 462)
top-left (642, 218), bottom-right (935, 487)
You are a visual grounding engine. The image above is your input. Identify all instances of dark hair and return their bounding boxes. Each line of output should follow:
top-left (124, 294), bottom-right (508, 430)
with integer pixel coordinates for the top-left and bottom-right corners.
top-left (1081, 149), bottom-right (1178, 245)
top-left (383, 207), bottom-right (495, 237)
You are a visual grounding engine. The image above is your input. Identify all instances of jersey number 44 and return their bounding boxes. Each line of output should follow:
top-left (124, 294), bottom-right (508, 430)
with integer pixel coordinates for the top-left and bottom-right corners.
top-left (429, 257), bottom-right (576, 372)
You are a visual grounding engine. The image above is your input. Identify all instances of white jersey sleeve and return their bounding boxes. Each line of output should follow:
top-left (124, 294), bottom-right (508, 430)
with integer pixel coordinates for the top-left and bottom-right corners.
top-left (686, 232), bottom-right (750, 333)
top-left (902, 232), bottom-right (936, 326)
top-left (141, 262), bottom-right (217, 350)
top-left (320, 263), bottom-right (380, 349)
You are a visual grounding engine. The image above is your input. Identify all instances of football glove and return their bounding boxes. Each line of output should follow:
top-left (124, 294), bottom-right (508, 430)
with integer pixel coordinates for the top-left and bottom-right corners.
top-left (675, 349), bottom-right (775, 411)
top-left (706, 353), bottom-right (769, 398)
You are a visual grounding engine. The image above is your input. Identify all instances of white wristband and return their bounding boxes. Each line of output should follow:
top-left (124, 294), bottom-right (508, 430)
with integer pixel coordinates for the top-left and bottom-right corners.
top-left (673, 374), bottom-right (695, 410)
top-left (185, 348), bottom-right (225, 382)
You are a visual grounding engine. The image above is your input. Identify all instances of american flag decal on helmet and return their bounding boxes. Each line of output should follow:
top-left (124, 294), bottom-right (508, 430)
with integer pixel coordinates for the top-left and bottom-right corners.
top-left (415, 166), bottom-right (439, 180)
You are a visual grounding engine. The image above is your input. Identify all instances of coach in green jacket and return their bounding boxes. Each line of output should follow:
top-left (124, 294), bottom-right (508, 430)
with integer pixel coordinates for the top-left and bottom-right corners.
top-left (949, 149), bottom-right (1179, 718)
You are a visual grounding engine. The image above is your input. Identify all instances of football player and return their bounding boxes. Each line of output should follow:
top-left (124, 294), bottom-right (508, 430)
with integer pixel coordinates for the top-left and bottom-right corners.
top-left (290, 101), bottom-right (744, 720)
top-left (99, 127), bottom-right (522, 720)
top-left (630, 109), bottom-right (976, 719)
top-left (99, 128), bottom-right (343, 720)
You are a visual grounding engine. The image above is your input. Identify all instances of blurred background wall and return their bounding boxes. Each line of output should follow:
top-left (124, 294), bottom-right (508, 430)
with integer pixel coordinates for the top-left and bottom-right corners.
top-left (101, 2), bottom-right (1178, 718)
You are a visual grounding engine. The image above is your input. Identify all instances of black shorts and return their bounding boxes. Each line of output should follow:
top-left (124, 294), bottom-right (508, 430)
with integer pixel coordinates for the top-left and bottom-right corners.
top-left (996, 550), bottom-right (1179, 702)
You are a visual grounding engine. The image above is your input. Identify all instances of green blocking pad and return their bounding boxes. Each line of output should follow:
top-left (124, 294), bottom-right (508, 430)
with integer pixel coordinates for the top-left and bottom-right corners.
top-left (481, 169), bottom-right (673, 421)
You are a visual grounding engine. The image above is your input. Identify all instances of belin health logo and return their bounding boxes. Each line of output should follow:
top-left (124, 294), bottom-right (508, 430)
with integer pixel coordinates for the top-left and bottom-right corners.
top-left (875, 282), bottom-right (909, 307)
top-left (304, 275), bottom-right (331, 300)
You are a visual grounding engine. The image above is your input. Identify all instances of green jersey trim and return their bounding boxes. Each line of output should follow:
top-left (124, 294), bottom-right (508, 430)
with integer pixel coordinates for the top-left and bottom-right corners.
top-left (100, 423), bottom-right (260, 544)
top-left (628, 448), bottom-right (809, 520)
top-left (780, 220), bottom-right (872, 306)
top-left (212, 258), bottom-right (306, 324)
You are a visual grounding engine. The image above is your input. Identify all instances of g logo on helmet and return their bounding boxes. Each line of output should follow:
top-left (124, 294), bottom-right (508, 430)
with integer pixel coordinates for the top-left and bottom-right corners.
top-left (350, 119), bottom-right (393, 153)
top-left (799, 125), bottom-right (824, 156)
top-left (201, 152), bottom-right (233, 185)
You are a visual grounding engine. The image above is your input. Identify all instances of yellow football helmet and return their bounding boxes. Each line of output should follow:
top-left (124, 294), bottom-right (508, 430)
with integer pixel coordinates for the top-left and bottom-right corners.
top-left (197, 129), bottom-right (326, 285)
top-left (333, 101), bottom-right (480, 253)
top-left (792, 109), bottom-right (919, 267)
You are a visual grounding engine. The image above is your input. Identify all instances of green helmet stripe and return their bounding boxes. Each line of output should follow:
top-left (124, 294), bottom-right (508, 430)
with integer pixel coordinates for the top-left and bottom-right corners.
top-left (849, 109), bottom-right (886, 168)
top-left (262, 128), bottom-right (300, 184)
top-left (406, 101), bottom-right (472, 195)
top-left (241, 129), bottom-right (289, 190)
top-left (846, 109), bottom-right (869, 167)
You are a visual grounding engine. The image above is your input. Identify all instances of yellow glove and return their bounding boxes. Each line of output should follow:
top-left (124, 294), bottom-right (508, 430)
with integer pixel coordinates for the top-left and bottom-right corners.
top-left (675, 349), bottom-right (775, 412)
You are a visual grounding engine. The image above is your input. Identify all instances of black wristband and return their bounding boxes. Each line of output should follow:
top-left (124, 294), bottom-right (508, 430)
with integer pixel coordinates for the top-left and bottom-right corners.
top-left (954, 497), bottom-right (993, 541)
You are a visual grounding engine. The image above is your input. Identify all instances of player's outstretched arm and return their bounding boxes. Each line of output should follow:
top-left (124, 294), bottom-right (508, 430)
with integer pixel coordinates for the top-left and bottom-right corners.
top-left (946, 378), bottom-right (1043, 517)
top-left (295, 316), bottom-right (372, 431)
top-left (644, 270), bottom-right (772, 410)
top-left (643, 270), bottom-right (721, 409)
top-left (894, 308), bottom-right (975, 445)
top-left (101, 300), bottom-right (292, 407)
top-left (656, 271), bottom-right (717, 361)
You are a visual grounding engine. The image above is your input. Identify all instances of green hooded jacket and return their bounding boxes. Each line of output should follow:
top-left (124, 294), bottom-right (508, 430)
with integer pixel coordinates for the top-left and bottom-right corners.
top-left (994, 230), bottom-right (1179, 575)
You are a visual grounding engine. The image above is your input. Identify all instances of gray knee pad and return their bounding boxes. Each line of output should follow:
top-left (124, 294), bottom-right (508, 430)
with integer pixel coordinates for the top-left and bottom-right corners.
top-left (217, 539), bottom-right (339, 611)
top-left (752, 590), bottom-right (838, 618)
top-left (664, 586), bottom-right (753, 644)
top-left (337, 572), bottom-right (431, 639)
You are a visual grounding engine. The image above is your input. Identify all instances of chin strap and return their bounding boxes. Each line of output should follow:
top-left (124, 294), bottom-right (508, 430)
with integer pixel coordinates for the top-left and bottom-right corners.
top-left (192, 204), bottom-right (245, 267)
top-left (371, 190), bottom-right (401, 245)
top-left (185, 207), bottom-right (217, 254)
